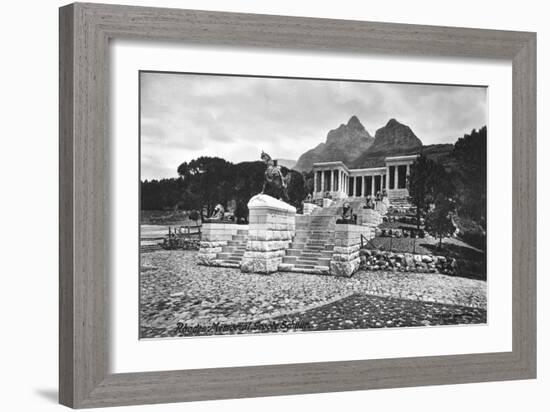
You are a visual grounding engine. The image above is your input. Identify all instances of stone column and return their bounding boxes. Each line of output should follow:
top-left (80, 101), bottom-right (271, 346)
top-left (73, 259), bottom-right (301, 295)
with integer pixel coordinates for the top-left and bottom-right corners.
top-left (313, 171), bottom-right (317, 194)
top-left (393, 165), bottom-right (398, 189)
top-left (370, 176), bottom-right (375, 196)
top-left (320, 171), bottom-right (325, 193)
top-left (241, 194), bottom-right (296, 274)
top-left (344, 175), bottom-right (347, 195)
top-left (330, 224), bottom-right (362, 277)
top-left (344, 173), bottom-right (348, 197)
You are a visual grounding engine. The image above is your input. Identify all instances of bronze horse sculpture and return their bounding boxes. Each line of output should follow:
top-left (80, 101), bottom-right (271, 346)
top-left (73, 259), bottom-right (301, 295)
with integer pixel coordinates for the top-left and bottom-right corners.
top-left (260, 151), bottom-right (290, 201)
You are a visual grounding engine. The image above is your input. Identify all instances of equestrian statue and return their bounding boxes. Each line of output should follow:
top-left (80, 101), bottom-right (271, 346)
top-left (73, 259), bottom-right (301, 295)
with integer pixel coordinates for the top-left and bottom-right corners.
top-left (260, 151), bottom-right (290, 201)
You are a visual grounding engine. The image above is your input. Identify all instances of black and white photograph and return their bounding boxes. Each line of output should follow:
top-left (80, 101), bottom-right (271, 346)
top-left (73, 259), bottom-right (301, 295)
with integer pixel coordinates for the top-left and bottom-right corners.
top-left (139, 72), bottom-right (488, 339)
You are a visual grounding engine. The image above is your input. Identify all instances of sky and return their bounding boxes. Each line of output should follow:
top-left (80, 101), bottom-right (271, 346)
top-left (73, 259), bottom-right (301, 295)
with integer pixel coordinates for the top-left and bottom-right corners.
top-left (140, 72), bottom-right (487, 180)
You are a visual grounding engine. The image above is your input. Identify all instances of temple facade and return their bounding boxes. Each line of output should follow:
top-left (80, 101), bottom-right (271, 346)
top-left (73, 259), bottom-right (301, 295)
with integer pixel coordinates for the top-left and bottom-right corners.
top-left (311, 154), bottom-right (419, 201)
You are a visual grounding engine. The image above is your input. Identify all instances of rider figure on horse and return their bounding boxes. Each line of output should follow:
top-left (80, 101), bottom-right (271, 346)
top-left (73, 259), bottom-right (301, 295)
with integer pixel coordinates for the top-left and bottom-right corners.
top-left (260, 151), bottom-right (289, 201)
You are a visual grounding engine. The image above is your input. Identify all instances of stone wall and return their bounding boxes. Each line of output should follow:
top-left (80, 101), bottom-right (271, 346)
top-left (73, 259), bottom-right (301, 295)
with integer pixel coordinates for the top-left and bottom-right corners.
top-left (330, 224), bottom-right (363, 277)
top-left (360, 249), bottom-right (458, 275)
top-left (197, 223), bottom-right (248, 266)
top-left (241, 194), bottom-right (296, 274)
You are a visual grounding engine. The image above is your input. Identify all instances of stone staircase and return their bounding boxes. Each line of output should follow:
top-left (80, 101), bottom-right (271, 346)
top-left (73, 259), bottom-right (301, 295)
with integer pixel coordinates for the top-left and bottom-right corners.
top-left (388, 190), bottom-right (413, 210)
top-left (212, 229), bottom-right (248, 268)
top-left (278, 203), bottom-right (342, 275)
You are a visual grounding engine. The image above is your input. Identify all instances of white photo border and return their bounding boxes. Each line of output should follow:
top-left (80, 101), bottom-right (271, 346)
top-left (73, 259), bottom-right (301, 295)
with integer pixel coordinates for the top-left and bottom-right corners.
top-left (109, 39), bottom-right (512, 374)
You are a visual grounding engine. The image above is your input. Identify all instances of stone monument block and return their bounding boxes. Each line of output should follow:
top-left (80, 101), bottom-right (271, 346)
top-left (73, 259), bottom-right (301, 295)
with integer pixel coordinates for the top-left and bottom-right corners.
top-left (241, 194), bottom-right (296, 274)
top-left (330, 224), bottom-right (363, 277)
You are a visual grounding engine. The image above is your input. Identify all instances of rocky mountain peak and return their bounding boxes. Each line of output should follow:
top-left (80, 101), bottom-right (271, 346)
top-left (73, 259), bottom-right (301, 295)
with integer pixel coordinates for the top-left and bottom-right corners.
top-left (294, 116), bottom-right (374, 171)
top-left (347, 115), bottom-right (365, 130)
top-left (369, 118), bottom-right (423, 153)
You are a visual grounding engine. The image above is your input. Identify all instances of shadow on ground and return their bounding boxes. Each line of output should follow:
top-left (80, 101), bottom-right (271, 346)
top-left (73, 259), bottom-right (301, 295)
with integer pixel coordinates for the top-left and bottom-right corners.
top-left (35, 389), bottom-right (58, 404)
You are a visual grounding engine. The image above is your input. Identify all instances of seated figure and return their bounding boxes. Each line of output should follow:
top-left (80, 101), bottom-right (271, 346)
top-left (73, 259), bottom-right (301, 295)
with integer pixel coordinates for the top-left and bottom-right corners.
top-left (364, 195), bottom-right (374, 209)
top-left (207, 204), bottom-right (225, 222)
top-left (337, 201), bottom-right (356, 224)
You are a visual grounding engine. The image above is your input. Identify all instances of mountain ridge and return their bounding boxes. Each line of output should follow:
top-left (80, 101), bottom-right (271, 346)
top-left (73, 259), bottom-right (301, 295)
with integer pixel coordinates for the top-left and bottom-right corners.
top-left (293, 116), bottom-right (374, 171)
top-left (294, 116), bottom-right (424, 171)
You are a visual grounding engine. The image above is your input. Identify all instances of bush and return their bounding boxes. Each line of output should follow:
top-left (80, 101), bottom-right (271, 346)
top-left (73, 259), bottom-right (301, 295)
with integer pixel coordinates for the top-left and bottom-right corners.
top-left (188, 210), bottom-right (201, 221)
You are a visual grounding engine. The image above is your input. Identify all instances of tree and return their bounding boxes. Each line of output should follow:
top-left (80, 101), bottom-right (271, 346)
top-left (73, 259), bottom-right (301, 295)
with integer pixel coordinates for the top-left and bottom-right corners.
top-left (144, 156), bottom-right (309, 218)
top-left (452, 126), bottom-right (487, 223)
top-left (176, 156), bottom-right (234, 217)
top-left (188, 210), bottom-right (200, 221)
top-left (425, 194), bottom-right (456, 249)
top-left (284, 169), bottom-right (306, 209)
top-left (408, 155), bottom-right (453, 229)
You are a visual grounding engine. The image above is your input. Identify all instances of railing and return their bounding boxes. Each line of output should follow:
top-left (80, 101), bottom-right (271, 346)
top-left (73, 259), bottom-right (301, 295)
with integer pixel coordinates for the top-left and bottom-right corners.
top-left (168, 222), bottom-right (202, 238)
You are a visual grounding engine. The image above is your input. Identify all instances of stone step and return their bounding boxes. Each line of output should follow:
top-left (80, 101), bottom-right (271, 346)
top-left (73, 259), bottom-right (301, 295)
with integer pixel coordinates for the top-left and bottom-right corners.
top-left (295, 263), bottom-right (315, 269)
top-left (211, 259), bottom-right (241, 268)
top-left (285, 249), bottom-right (302, 256)
top-left (216, 252), bottom-right (244, 260)
top-left (306, 240), bottom-right (327, 246)
top-left (227, 240), bottom-right (246, 246)
top-left (278, 263), bottom-right (330, 275)
top-left (301, 251), bottom-right (333, 258)
top-left (296, 257), bottom-right (331, 266)
top-left (294, 259), bottom-right (330, 267)
top-left (296, 244), bottom-right (334, 251)
top-left (222, 246), bottom-right (246, 253)
top-left (293, 232), bottom-right (333, 238)
top-left (225, 256), bottom-right (243, 263)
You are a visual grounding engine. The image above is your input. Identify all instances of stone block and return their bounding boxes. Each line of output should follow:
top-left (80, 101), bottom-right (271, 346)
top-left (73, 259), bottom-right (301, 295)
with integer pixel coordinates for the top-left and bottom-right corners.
top-left (330, 258), bottom-right (360, 277)
top-left (197, 252), bottom-right (218, 265)
top-left (241, 256), bottom-right (281, 274)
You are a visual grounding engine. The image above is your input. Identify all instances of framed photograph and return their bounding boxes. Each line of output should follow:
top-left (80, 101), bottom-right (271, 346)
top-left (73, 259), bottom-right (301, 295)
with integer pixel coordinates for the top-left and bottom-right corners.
top-left (59, 3), bottom-right (536, 408)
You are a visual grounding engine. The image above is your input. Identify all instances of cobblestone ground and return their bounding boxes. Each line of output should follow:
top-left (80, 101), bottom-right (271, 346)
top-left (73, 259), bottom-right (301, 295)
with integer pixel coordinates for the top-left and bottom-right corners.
top-left (140, 250), bottom-right (486, 338)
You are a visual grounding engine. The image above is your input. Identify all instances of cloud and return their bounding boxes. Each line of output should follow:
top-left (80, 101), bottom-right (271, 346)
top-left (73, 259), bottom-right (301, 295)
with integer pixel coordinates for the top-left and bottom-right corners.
top-left (140, 72), bottom-right (486, 180)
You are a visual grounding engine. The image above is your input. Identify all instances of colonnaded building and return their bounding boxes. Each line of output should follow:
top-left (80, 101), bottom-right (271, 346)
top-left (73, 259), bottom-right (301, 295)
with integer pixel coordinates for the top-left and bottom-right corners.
top-left (311, 154), bottom-right (419, 203)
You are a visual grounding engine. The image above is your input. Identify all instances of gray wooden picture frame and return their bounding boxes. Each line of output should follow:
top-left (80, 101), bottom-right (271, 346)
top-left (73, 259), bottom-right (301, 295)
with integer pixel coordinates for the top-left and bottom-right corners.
top-left (59, 2), bottom-right (536, 408)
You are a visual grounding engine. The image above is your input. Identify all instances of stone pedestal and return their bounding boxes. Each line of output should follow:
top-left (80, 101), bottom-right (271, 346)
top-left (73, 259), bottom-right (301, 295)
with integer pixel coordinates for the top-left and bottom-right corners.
top-left (197, 223), bottom-right (248, 266)
top-left (330, 223), bottom-right (362, 277)
top-left (322, 198), bottom-right (334, 208)
top-left (241, 194), bottom-right (296, 274)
